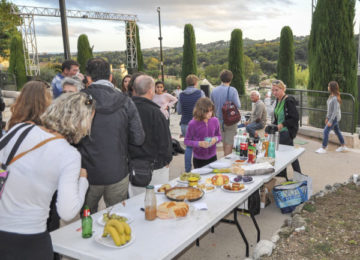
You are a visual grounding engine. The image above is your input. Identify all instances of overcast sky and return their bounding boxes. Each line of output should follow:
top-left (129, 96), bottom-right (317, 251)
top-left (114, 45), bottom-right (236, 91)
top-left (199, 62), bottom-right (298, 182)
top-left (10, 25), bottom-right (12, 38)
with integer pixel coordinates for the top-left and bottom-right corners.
top-left (10, 0), bottom-right (360, 53)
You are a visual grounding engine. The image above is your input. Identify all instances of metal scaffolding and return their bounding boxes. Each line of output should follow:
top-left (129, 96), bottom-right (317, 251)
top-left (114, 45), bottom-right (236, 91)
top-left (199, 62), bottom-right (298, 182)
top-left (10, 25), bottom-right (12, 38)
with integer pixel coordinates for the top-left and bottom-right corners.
top-left (11, 5), bottom-right (138, 76)
top-left (20, 15), bottom-right (40, 76)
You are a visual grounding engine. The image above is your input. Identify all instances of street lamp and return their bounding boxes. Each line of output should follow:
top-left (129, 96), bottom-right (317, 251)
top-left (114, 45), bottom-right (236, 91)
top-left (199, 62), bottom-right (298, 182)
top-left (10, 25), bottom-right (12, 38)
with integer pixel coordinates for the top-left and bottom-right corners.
top-left (59, 0), bottom-right (71, 59)
top-left (157, 7), bottom-right (164, 82)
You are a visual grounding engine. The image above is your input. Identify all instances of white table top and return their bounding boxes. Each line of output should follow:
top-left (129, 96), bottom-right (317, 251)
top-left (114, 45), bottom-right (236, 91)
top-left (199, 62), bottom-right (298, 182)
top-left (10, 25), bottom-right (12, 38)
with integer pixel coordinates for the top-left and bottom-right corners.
top-left (50, 145), bottom-right (305, 260)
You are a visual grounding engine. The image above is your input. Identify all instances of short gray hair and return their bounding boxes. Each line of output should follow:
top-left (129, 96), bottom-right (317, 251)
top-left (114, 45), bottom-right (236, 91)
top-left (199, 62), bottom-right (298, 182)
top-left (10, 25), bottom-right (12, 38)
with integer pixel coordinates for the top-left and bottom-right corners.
top-left (134, 75), bottom-right (155, 96)
top-left (61, 77), bottom-right (84, 92)
top-left (250, 90), bottom-right (260, 98)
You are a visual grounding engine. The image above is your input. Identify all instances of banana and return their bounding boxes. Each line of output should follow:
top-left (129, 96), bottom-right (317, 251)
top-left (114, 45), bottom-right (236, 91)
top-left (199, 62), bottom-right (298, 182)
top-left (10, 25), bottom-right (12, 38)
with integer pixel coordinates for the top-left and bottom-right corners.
top-left (123, 222), bottom-right (131, 235)
top-left (119, 234), bottom-right (127, 245)
top-left (106, 225), bottom-right (121, 246)
top-left (125, 234), bottom-right (131, 242)
top-left (107, 219), bottom-right (125, 234)
top-left (102, 228), bottom-right (109, 237)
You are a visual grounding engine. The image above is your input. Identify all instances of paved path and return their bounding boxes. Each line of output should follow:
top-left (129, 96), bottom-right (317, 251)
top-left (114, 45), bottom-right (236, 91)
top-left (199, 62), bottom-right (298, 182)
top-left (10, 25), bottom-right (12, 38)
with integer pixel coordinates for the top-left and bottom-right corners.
top-left (167, 111), bottom-right (360, 260)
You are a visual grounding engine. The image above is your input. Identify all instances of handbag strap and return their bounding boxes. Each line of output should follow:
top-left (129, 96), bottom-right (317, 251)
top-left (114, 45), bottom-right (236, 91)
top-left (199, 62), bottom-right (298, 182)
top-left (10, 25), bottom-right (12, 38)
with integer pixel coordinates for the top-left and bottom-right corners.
top-left (226, 87), bottom-right (230, 102)
top-left (4, 125), bottom-right (36, 167)
top-left (8, 135), bottom-right (64, 166)
top-left (0, 123), bottom-right (30, 150)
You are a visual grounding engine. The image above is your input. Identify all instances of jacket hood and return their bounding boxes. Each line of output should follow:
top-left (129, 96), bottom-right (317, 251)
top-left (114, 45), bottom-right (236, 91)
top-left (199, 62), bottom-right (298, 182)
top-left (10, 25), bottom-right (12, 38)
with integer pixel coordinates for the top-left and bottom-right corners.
top-left (84, 84), bottom-right (127, 114)
top-left (183, 87), bottom-right (200, 95)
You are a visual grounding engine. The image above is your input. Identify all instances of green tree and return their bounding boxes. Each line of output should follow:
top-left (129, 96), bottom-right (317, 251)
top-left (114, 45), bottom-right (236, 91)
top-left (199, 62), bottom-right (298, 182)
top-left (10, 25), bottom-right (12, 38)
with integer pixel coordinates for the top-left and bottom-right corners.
top-left (77, 34), bottom-right (93, 74)
top-left (244, 55), bottom-right (255, 79)
top-left (228, 29), bottom-right (245, 94)
top-left (8, 33), bottom-right (27, 89)
top-left (308, 0), bottom-right (357, 130)
top-left (0, 0), bottom-right (21, 58)
top-left (136, 24), bottom-right (144, 71)
top-left (277, 26), bottom-right (295, 89)
top-left (181, 24), bottom-right (197, 88)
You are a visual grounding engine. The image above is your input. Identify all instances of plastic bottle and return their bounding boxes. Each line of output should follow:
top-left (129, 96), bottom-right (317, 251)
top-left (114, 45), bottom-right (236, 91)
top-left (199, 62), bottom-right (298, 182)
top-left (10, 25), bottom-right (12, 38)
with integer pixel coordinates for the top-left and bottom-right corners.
top-left (145, 185), bottom-right (157, 220)
top-left (268, 134), bottom-right (276, 159)
top-left (82, 206), bottom-right (93, 238)
top-left (240, 133), bottom-right (248, 160)
top-left (262, 133), bottom-right (269, 157)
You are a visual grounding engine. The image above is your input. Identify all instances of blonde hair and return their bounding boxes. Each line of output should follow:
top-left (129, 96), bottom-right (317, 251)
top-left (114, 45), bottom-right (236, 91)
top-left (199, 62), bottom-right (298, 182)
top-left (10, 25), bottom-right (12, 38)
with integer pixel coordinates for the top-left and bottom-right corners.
top-left (272, 80), bottom-right (286, 91)
top-left (41, 92), bottom-right (95, 144)
top-left (193, 97), bottom-right (215, 121)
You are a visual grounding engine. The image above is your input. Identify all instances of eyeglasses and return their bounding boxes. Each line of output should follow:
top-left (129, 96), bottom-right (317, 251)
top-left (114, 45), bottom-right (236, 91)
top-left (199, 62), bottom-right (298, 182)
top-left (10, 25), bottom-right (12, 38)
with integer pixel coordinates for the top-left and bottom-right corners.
top-left (272, 80), bottom-right (281, 85)
top-left (85, 94), bottom-right (93, 106)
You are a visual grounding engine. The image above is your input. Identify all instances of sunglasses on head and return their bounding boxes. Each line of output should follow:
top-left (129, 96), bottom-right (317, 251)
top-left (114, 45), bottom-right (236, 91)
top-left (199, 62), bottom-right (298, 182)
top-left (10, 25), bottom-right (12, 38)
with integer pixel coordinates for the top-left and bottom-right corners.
top-left (272, 80), bottom-right (281, 85)
top-left (85, 94), bottom-right (93, 106)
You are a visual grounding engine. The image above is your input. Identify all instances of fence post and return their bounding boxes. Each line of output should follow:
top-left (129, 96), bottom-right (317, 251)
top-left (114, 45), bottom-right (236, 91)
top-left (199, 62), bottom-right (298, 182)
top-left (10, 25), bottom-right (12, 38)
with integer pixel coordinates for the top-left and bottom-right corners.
top-left (299, 91), bottom-right (303, 127)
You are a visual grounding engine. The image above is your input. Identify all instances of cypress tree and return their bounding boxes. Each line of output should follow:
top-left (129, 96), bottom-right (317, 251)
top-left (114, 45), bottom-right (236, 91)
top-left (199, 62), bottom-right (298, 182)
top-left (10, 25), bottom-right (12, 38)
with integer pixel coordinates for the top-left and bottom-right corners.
top-left (228, 29), bottom-right (245, 94)
top-left (181, 24), bottom-right (197, 89)
top-left (308, 0), bottom-right (357, 130)
top-left (8, 33), bottom-right (27, 90)
top-left (136, 25), bottom-right (144, 72)
top-left (77, 34), bottom-right (93, 74)
top-left (277, 26), bottom-right (295, 89)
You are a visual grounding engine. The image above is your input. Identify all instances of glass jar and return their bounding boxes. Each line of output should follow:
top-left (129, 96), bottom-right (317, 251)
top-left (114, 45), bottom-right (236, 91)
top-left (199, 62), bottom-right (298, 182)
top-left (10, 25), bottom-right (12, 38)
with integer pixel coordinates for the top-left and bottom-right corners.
top-left (144, 185), bottom-right (157, 220)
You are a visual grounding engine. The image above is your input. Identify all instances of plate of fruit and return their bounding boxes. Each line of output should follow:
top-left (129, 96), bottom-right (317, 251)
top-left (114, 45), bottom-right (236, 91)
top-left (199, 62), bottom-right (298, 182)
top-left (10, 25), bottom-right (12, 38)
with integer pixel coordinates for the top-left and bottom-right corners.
top-left (221, 183), bottom-right (247, 193)
top-left (98, 212), bottom-right (133, 226)
top-left (210, 174), bottom-right (230, 186)
top-left (95, 219), bottom-right (134, 248)
top-left (178, 172), bottom-right (201, 184)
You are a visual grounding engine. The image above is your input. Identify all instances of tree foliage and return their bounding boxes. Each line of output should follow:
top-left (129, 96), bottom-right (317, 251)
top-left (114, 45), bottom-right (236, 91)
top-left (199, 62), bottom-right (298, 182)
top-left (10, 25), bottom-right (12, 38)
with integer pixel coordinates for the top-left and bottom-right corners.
top-left (277, 26), bottom-right (295, 89)
top-left (0, 0), bottom-right (22, 58)
top-left (308, 0), bottom-right (357, 129)
top-left (309, 0), bottom-right (356, 94)
top-left (229, 29), bottom-right (245, 94)
top-left (181, 24), bottom-right (197, 88)
top-left (8, 33), bottom-right (27, 89)
top-left (77, 34), bottom-right (93, 74)
top-left (136, 24), bottom-right (144, 72)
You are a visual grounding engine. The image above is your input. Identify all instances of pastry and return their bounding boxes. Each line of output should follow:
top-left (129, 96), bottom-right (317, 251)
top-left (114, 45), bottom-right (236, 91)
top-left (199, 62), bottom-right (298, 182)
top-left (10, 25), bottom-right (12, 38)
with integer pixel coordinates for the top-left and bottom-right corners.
top-left (157, 201), bottom-right (189, 219)
top-left (158, 184), bottom-right (171, 193)
top-left (165, 187), bottom-right (203, 201)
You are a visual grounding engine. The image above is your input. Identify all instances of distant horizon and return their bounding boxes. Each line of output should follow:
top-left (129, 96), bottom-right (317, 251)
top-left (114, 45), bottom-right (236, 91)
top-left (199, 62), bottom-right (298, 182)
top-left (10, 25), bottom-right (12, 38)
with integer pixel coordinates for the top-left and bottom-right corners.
top-left (37, 34), bottom-right (311, 55)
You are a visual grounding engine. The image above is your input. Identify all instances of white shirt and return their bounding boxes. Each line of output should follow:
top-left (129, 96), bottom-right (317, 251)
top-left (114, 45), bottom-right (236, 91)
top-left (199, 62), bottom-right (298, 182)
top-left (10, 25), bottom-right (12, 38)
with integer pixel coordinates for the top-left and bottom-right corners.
top-left (0, 124), bottom-right (88, 234)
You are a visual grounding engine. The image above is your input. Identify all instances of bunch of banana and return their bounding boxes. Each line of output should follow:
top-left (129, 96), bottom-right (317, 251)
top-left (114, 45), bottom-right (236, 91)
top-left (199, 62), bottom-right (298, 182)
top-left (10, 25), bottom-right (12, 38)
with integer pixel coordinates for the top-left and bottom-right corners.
top-left (102, 219), bottom-right (131, 246)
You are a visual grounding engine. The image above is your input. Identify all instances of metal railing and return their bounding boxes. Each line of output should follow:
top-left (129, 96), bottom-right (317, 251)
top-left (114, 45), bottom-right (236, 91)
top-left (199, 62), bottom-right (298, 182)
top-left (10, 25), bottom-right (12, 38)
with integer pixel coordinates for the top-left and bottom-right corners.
top-left (240, 88), bottom-right (356, 134)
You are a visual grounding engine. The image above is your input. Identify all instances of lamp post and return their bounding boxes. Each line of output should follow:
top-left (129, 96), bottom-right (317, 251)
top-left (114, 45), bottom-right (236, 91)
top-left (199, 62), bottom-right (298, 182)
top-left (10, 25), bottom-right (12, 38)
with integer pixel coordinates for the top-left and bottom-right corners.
top-left (59, 0), bottom-right (71, 59)
top-left (157, 7), bottom-right (164, 82)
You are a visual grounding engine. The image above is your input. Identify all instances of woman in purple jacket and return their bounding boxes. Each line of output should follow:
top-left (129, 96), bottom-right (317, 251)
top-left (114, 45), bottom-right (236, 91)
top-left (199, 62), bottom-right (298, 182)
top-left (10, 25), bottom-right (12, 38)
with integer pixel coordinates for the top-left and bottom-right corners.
top-left (184, 98), bottom-right (222, 168)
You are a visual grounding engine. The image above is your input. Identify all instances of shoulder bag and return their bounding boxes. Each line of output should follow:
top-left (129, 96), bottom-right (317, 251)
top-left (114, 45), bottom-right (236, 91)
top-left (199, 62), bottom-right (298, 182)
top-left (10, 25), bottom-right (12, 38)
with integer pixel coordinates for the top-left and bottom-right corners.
top-left (222, 87), bottom-right (241, 126)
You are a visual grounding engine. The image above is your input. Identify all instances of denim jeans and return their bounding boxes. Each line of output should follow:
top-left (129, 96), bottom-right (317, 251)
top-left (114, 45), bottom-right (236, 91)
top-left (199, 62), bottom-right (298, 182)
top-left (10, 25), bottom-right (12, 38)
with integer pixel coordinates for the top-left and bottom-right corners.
top-left (238, 122), bottom-right (263, 137)
top-left (322, 118), bottom-right (344, 148)
top-left (246, 122), bottom-right (263, 137)
top-left (181, 124), bottom-right (193, 172)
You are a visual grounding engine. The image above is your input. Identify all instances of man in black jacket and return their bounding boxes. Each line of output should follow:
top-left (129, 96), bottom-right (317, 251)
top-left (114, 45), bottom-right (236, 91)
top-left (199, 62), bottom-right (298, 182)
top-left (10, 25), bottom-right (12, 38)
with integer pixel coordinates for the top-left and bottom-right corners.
top-left (78, 58), bottom-right (145, 213)
top-left (128, 75), bottom-right (173, 196)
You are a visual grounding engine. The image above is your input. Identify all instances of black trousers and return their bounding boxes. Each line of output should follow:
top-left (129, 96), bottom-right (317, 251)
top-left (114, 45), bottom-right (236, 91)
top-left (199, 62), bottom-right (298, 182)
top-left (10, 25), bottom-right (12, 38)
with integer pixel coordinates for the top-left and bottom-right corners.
top-left (46, 192), bottom-right (60, 260)
top-left (278, 131), bottom-right (301, 180)
top-left (0, 230), bottom-right (53, 260)
top-left (193, 155), bottom-right (217, 169)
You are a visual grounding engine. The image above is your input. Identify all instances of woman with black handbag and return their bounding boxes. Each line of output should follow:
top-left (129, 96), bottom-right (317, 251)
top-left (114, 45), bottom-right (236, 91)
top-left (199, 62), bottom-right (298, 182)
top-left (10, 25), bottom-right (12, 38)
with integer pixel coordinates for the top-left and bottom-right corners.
top-left (0, 92), bottom-right (95, 259)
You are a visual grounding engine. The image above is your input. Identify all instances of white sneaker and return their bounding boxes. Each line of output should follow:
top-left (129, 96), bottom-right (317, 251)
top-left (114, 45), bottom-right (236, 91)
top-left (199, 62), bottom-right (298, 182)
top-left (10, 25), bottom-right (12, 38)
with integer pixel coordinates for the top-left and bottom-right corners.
top-left (336, 146), bottom-right (349, 152)
top-left (315, 147), bottom-right (327, 154)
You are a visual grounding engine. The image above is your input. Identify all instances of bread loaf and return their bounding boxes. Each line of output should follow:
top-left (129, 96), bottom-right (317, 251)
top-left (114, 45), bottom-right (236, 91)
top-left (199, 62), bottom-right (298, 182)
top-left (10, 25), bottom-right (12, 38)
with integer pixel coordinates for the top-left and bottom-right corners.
top-left (157, 202), bottom-right (189, 219)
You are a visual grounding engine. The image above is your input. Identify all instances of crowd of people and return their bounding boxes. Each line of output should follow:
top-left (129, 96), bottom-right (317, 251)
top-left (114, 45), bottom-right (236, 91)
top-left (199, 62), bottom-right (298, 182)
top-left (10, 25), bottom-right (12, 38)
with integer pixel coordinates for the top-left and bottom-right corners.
top-left (0, 55), bottom-right (348, 259)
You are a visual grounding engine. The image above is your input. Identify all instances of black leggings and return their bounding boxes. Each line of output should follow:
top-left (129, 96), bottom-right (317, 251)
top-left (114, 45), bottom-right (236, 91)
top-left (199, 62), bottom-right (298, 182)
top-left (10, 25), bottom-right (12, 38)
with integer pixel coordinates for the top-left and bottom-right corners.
top-left (278, 131), bottom-right (301, 180)
top-left (193, 155), bottom-right (217, 169)
top-left (0, 230), bottom-right (53, 260)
